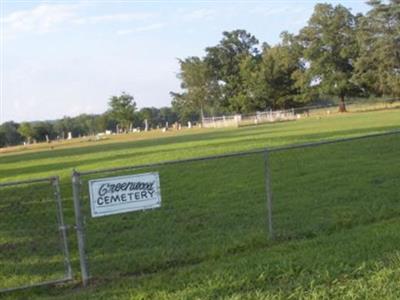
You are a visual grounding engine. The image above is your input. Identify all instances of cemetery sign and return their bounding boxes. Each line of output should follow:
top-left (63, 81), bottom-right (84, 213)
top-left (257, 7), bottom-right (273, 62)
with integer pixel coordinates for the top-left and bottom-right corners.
top-left (88, 172), bottom-right (161, 217)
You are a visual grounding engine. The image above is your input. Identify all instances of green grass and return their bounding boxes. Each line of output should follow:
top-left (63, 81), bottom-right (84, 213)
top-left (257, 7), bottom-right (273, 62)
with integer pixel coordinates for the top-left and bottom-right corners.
top-left (1, 110), bottom-right (400, 183)
top-left (1, 109), bottom-right (400, 299)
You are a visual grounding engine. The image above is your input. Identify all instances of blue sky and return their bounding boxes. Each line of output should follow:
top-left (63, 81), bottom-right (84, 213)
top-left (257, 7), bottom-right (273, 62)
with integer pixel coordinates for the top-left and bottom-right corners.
top-left (1, 0), bottom-right (370, 122)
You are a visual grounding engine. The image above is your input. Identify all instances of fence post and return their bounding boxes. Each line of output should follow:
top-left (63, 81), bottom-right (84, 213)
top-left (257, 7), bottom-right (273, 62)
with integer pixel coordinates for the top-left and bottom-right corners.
top-left (52, 176), bottom-right (73, 280)
top-left (72, 170), bottom-right (89, 286)
top-left (264, 150), bottom-right (274, 240)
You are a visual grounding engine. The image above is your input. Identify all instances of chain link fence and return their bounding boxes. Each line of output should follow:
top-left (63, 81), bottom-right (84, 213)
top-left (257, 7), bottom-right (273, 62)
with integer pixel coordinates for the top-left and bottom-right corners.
top-left (0, 176), bottom-right (72, 292)
top-left (1, 130), bottom-right (398, 290)
top-left (70, 130), bottom-right (400, 286)
top-left (72, 151), bottom-right (271, 285)
top-left (269, 132), bottom-right (400, 240)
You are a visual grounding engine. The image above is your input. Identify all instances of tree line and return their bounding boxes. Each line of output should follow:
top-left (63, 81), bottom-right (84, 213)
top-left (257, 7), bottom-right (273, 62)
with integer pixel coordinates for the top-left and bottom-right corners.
top-left (1, 1), bottom-right (398, 147)
top-left (171, 1), bottom-right (400, 120)
top-left (0, 94), bottom-right (178, 147)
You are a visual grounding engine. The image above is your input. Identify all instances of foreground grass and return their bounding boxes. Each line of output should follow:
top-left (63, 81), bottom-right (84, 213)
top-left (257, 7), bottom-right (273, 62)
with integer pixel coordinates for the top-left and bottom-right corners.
top-left (1, 109), bottom-right (400, 298)
top-left (9, 219), bottom-right (400, 299)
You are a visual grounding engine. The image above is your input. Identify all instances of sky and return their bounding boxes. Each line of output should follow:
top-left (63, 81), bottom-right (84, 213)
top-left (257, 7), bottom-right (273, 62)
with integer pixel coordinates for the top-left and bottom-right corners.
top-left (1, 0), bottom-right (371, 123)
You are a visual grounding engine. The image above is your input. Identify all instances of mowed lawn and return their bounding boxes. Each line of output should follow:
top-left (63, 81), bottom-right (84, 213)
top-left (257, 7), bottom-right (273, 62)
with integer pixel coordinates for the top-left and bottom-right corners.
top-left (1, 109), bottom-right (400, 183)
top-left (1, 109), bottom-right (400, 299)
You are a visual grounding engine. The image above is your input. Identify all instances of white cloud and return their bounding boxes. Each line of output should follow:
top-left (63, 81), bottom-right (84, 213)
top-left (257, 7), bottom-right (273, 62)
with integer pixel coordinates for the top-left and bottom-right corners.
top-left (116, 29), bottom-right (134, 36)
top-left (250, 6), bottom-right (306, 17)
top-left (182, 8), bottom-right (216, 21)
top-left (116, 23), bottom-right (165, 35)
top-left (2, 4), bottom-right (158, 37)
top-left (135, 22), bottom-right (165, 32)
top-left (73, 12), bottom-right (155, 25)
top-left (2, 4), bottom-right (79, 36)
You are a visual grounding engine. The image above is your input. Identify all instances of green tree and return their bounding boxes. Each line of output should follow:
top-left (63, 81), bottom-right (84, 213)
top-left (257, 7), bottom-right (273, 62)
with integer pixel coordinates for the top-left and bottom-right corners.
top-left (354, 0), bottom-right (400, 97)
top-left (204, 29), bottom-right (259, 112)
top-left (0, 130), bottom-right (5, 148)
top-left (108, 92), bottom-right (137, 132)
top-left (0, 122), bottom-right (22, 146)
top-left (171, 56), bottom-right (218, 121)
top-left (54, 116), bottom-right (76, 138)
top-left (159, 107), bottom-right (178, 125)
top-left (18, 122), bottom-right (34, 144)
top-left (32, 122), bottom-right (55, 142)
top-left (298, 4), bottom-right (361, 112)
top-left (139, 107), bottom-right (164, 129)
top-left (171, 92), bottom-right (201, 123)
top-left (93, 112), bottom-right (118, 133)
top-left (240, 34), bottom-right (306, 111)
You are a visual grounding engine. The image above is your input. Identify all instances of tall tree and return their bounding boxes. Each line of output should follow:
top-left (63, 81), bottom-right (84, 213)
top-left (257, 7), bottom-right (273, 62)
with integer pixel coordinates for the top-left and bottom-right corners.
top-left (159, 107), bottom-right (178, 125)
top-left (204, 29), bottom-right (259, 112)
top-left (240, 33), bottom-right (306, 111)
top-left (171, 56), bottom-right (216, 121)
top-left (354, 0), bottom-right (400, 97)
top-left (171, 92), bottom-right (201, 123)
top-left (108, 92), bottom-right (136, 132)
top-left (18, 122), bottom-right (34, 144)
top-left (298, 4), bottom-right (360, 112)
top-left (94, 112), bottom-right (117, 132)
top-left (0, 122), bottom-right (22, 146)
top-left (32, 122), bottom-right (55, 142)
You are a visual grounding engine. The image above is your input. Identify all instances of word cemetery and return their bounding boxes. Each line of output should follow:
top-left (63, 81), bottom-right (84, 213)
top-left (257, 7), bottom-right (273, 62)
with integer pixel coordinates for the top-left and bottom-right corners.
top-left (88, 173), bottom-right (161, 217)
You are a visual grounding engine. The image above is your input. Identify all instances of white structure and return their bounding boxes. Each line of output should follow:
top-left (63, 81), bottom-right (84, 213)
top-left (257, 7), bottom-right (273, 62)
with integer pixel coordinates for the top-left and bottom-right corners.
top-left (201, 109), bottom-right (296, 128)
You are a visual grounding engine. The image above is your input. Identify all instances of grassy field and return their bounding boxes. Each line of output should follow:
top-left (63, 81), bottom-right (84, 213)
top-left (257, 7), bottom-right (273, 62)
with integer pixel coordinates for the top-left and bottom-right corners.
top-left (1, 109), bottom-right (400, 299)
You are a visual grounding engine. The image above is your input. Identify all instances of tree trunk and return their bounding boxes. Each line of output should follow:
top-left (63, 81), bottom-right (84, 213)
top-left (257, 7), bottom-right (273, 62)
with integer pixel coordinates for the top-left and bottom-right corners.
top-left (338, 95), bottom-right (347, 112)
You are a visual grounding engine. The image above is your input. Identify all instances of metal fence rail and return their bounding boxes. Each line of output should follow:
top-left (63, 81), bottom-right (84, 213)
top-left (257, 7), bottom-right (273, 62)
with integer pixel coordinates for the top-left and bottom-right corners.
top-left (72, 152), bottom-right (271, 286)
top-left (72, 129), bottom-right (400, 286)
top-left (270, 132), bottom-right (400, 240)
top-left (200, 98), bottom-right (400, 128)
top-left (1, 128), bottom-right (399, 290)
top-left (0, 176), bottom-right (72, 293)
top-left (202, 109), bottom-right (296, 128)
top-left (77, 128), bottom-right (400, 176)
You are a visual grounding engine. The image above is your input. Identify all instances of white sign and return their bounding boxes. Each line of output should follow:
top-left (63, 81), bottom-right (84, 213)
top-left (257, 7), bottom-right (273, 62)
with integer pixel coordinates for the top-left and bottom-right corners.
top-left (88, 172), bottom-right (161, 217)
